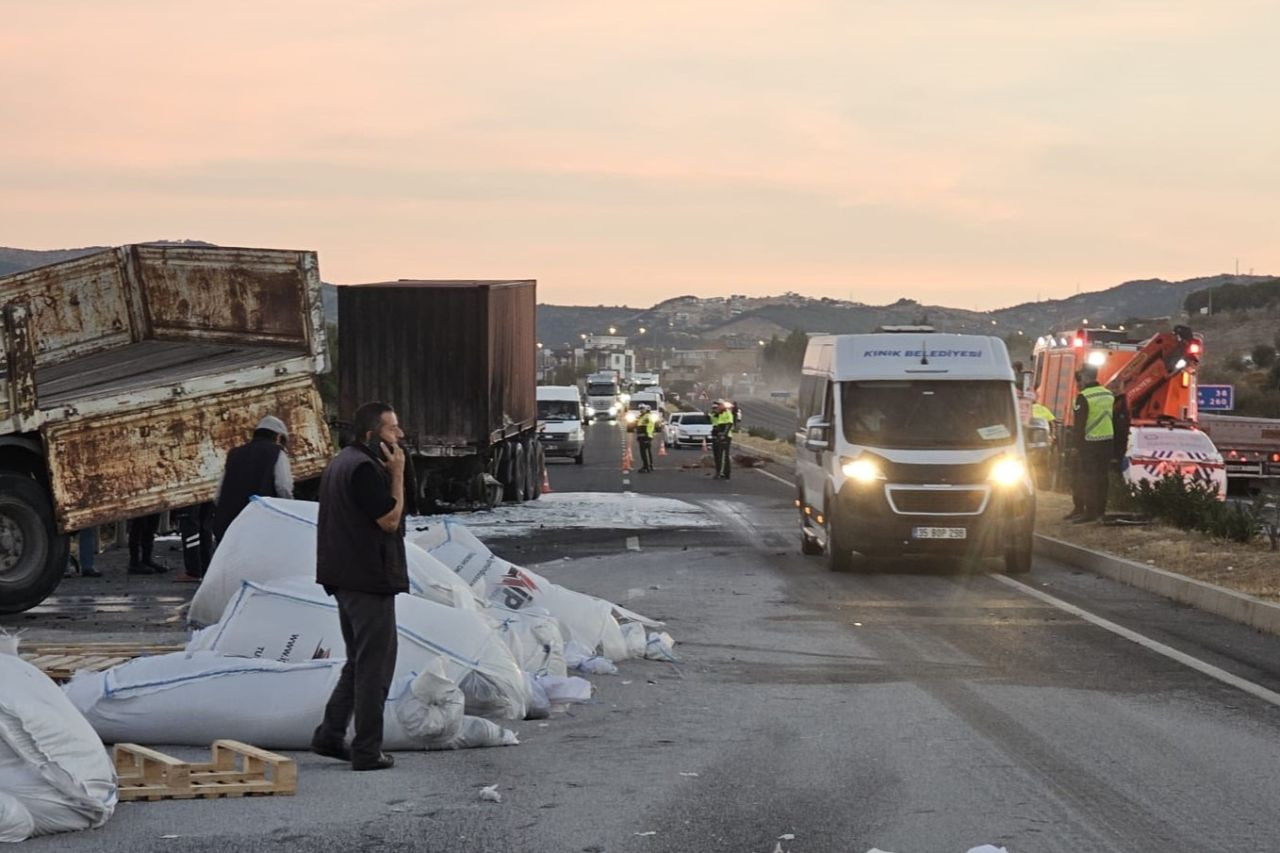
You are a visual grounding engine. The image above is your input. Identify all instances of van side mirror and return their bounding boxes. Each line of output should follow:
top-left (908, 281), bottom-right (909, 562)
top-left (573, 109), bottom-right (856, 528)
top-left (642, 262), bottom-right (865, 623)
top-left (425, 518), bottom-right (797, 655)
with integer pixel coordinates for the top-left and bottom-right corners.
top-left (803, 415), bottom-right (831, 451)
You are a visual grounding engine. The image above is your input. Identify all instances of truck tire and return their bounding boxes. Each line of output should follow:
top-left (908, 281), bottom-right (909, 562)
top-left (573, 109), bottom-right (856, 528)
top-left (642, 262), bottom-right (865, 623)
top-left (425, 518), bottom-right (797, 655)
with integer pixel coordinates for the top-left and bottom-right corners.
top-left (505, 441), bottom-right (527, 503)
top-left (531, 443), bottom-right (546, 500)
top-left (0, 474), bottom-right (69, 614)
top-left (524, 441), bottom-right (542, 502)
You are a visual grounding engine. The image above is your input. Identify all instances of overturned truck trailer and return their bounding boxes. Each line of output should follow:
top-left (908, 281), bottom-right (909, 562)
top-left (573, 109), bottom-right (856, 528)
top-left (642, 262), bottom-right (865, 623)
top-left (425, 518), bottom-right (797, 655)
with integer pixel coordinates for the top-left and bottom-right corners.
top-left (0, 245), bottom-right (333, 613)
top-left (336, 280), bottom-right (541, 511)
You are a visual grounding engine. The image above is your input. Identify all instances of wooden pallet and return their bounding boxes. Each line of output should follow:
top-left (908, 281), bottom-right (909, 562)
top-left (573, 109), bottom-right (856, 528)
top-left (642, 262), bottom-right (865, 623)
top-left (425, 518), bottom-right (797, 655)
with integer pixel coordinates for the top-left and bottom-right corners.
top-left (114, 740), bottom-right (297, 801)
top-left (20, 642), bottom-right (184, 682)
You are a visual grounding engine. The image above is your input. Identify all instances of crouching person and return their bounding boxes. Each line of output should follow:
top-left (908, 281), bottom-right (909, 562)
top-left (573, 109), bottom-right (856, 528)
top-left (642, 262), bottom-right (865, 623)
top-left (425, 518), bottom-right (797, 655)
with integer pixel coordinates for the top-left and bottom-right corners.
top-left (311, 402), bottom-right (407, 771)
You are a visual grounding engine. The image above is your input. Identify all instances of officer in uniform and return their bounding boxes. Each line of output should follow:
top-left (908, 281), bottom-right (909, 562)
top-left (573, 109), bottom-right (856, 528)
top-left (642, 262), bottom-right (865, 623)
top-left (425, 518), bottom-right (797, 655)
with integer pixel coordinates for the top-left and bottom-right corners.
top-left (1069, 364), bottom-right (1115, 523)
top-left (635, 404), bottom-right (656, 473)
top-left (710, 400), bottom-right (735, 480)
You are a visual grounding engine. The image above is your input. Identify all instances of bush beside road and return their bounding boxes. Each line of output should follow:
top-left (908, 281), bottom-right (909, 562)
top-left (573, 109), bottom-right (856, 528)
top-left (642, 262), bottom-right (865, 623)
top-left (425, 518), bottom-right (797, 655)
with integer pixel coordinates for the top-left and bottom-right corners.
top-left (1035, 490), bottom-right (1280, 602)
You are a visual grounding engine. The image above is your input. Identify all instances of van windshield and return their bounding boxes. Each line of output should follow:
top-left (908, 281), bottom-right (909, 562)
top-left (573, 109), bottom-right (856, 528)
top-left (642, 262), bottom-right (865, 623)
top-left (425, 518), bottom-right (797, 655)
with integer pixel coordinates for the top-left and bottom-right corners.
top-left (586, 383), bottom-right (618, 397)
top-left (679, 414), bottom-right (711, 425)
top-left (840, 380), bottom-right (1016, 449)
top-left (537, 400), bottom-right (580, 421)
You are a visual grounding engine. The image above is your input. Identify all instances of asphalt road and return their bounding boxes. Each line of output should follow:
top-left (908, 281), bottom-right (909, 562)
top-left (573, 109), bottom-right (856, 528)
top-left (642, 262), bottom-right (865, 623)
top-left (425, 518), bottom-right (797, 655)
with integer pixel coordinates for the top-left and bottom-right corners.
top-left (12, 420), bottom-right (1280, 852)
top-left (737, 398), bottom-right (799, 440)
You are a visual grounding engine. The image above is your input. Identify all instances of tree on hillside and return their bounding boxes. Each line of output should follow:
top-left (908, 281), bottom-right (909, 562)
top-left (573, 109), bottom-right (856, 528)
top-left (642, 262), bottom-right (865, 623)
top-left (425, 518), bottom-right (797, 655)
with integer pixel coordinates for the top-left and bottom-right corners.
top-left (1252, 344), bottom-right (1277, 369)
top-left (761, 329), bottom-right (808, 380)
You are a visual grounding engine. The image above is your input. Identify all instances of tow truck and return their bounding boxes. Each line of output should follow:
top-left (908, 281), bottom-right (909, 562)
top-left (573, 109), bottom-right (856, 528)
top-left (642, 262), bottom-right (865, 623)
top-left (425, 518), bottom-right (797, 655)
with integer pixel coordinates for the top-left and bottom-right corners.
top-left (1031, 324), bottom-right (1226, 497)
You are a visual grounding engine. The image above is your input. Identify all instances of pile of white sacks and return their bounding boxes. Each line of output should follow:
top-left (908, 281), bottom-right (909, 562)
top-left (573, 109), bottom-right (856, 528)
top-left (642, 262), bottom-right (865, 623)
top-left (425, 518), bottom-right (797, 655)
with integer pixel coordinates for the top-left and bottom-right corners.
top-left (71, 496), bottom-right (673, 749)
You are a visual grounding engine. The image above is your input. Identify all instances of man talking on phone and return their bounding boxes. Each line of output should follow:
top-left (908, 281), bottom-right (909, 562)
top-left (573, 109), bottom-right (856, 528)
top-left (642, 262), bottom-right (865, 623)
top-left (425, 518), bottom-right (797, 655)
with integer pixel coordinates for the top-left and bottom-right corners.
top-left (311, 401), bottom-right (407, 771)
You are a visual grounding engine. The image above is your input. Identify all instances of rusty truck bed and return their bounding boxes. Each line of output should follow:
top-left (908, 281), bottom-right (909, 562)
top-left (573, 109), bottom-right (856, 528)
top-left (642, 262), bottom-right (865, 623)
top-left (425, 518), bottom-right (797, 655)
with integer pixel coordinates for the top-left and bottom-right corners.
top-left (36, 340), bottom-right (302, 408)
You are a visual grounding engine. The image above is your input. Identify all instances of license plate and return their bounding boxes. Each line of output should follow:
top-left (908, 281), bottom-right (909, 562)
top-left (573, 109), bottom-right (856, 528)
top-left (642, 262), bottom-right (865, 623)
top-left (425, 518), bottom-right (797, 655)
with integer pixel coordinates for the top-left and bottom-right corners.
top-left (912, 526), bottom-right (967, 540)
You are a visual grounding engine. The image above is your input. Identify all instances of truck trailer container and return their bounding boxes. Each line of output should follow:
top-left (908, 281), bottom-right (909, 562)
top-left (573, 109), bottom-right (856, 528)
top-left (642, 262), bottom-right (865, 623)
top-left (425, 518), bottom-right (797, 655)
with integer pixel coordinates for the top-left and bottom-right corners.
top-left (336, 280), bottom-right (541, 510)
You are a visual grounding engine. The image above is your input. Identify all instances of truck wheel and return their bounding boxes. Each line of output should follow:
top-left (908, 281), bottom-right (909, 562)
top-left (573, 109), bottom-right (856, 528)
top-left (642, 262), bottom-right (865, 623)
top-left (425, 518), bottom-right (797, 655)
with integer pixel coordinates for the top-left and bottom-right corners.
top-left (505, 442), bottom-right (527, 503)
top-left (525, 442), bottom-right (543, 502)
top-left (0, 474), bottom-right (69, 614)
top-left (574, 450), bottom-right (584, 466)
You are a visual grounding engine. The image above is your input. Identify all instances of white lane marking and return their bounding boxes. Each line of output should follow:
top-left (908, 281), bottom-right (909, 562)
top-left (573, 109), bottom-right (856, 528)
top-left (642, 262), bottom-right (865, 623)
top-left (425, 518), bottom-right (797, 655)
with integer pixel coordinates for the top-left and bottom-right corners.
top-left (994, 574), bottom-right (1280, 709)
top-left (622, 478), bottom-right (631, 486)
top-left (753, 467), bottom-right (793, 488)
top-left (626, 536), bottom-right (640, 551)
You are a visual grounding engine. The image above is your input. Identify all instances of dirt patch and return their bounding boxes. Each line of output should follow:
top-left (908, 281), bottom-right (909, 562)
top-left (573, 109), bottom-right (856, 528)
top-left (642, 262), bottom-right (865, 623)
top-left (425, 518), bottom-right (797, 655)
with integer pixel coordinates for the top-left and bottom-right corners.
top-left (1036, 490), bottom-right (1280, 602)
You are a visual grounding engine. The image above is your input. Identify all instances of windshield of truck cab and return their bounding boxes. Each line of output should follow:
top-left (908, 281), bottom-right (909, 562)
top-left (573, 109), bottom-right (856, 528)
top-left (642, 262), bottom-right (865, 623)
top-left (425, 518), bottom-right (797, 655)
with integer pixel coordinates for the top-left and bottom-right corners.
top-left (840, 380), bottom-right (1016, 449)
top-left (587, 383), bottom-right (618, 397)
top-left (538, 400), bottom-right (581, 421)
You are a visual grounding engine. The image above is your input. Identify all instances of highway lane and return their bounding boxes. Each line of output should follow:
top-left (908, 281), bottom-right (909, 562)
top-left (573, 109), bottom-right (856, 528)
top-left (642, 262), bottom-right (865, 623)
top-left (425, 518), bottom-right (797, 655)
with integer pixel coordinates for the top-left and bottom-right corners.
top-left (24, 420), bottom-right (1280, 853)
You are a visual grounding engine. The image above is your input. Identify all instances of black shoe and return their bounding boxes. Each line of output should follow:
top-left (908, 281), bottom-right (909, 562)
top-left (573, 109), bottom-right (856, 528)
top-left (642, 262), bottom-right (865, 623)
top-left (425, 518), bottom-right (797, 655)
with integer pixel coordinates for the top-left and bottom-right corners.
top-left (142, 559), bottom-right (170, 574)
top-left (1062, 511), bottom-right (1084, 522)
top-left (352, 752), bottom-right (395, 771)
top-left (81, 569), bottom-right (104, 578)
top-left (310, 739), bottom-right (352, 762)
top-left (1072, 514), bottom-right (1101, 524)
top-left (127, 561), bottom-right (154, 575)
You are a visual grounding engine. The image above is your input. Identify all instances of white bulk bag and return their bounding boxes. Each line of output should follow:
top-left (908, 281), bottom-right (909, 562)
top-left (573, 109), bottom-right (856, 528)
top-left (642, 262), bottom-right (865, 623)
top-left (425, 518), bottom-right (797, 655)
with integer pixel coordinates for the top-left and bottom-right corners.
top-left (486, 606), bottom-right (567, 678)
top-left (411, 518), bottom-right (630, 660)
top-left (189, 580), bottom-right (528, 720)
top-left (65, 652), bottom-right (512, 752)
top-left (0, 656), bottom-right (115, 839)
top-left (190, 497), bottom-right (478, 627)
top-left (0, 791), bottom-right (34, 843)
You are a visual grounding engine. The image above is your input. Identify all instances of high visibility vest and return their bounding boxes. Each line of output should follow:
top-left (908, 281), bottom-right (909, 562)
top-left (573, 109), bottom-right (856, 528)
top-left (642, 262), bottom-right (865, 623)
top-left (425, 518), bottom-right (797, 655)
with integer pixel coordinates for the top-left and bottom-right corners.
top-left (637, 413), bottom-right (656, 438)
top-left (1080, 385), bottom-right (1115, 442)
top-left (711, 410), bottom-right (734, 437)
top-left (1031, 402), bottom-right (1055, 423)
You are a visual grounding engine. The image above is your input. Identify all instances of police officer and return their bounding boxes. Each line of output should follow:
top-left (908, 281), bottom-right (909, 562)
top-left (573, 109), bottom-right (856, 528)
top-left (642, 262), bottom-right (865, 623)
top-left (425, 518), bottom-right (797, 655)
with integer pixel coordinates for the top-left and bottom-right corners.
top-left (710, 400), bottom-right (735, 480)
top-left (1069, 364), bottom-right (1115, 523)
top-left (635, 404), bottom-right (656, 473)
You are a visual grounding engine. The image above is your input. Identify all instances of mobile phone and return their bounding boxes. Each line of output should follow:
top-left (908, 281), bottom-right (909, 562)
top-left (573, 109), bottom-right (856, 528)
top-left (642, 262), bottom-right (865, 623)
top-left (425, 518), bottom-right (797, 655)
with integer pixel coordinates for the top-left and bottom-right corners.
top-left (365, 438), bottom-right (387, 461)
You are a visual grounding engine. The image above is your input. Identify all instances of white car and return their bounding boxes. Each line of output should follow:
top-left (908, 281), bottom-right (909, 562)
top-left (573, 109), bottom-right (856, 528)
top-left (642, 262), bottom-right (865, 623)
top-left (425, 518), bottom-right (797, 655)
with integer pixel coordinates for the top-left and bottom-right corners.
top-left (664, 411), bottom-right (713, 448)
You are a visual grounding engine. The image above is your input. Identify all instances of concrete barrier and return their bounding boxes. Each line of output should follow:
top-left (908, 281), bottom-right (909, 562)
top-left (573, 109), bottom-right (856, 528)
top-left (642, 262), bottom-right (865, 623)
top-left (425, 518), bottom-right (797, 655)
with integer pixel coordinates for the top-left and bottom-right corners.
top-left (1034, 534), bottom-right (1280, 637)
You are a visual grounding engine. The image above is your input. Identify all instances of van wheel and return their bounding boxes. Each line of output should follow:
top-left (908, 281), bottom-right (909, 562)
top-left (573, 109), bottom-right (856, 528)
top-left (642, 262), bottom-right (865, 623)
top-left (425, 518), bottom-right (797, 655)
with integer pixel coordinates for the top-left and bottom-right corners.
top-left (824, 500), bottom-right (855, 573)
top-left (574, 450), bottom-right (584, 465)
top-left (0, 474), bottom-right (69, 614)
top-left (801, 532), bottom-right (823, 556)
top-left (1004, 544), bottom-right (1032, 574)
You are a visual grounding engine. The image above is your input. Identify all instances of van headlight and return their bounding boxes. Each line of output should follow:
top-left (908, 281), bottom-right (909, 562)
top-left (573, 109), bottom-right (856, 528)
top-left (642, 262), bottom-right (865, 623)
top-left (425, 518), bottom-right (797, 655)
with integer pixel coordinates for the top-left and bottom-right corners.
top-left (608, 405), bottom-right (618, 416)
top-left (625, 411), bottom-right (638, 424)
top-left (988, 455), bottom-right (1027, 487)
top-left (841, 457), bottom-right (884, 484)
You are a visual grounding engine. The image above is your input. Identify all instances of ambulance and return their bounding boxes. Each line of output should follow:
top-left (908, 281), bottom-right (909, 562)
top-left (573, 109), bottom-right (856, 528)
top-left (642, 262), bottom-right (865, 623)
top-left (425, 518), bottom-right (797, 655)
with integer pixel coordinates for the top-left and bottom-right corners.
top-left (794, 329), bottom-right (1035, 573)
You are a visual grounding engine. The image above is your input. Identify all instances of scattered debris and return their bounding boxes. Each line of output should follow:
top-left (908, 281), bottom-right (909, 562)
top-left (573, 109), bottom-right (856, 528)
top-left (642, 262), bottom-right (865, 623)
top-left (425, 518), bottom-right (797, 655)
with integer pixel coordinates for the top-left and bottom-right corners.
top-left (479, 785), bottom-right (501, 803)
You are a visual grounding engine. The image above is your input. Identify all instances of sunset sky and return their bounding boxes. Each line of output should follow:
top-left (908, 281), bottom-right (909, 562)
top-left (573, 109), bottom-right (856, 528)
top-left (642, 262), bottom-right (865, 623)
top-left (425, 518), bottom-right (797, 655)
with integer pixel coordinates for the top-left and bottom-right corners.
top-left (3, 1), bottom-right (1276, 309)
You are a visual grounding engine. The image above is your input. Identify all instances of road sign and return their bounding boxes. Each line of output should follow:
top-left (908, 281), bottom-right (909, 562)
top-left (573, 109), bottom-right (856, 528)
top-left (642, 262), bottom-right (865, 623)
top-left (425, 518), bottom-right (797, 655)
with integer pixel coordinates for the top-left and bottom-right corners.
top-left (1197, 384), bottom-right (1234, 412)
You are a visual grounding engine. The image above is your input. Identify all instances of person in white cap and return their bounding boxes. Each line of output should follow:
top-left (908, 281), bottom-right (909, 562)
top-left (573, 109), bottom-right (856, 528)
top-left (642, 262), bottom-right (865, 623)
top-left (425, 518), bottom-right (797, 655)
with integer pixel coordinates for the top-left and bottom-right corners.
top-left (211, 414), bottom-right (294, 544)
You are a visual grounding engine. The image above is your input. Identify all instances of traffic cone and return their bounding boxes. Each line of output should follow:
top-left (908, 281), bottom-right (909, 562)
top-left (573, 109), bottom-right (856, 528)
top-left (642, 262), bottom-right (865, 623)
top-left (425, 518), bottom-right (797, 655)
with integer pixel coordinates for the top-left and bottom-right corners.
top-left (658, 440), bottom-right (667, 457)
top-left (541, 467), bottom-right (553, 494)
top-left (701, 437), bottom-right (708, 453)
top-left (622, 445), bottom-right (633, 473)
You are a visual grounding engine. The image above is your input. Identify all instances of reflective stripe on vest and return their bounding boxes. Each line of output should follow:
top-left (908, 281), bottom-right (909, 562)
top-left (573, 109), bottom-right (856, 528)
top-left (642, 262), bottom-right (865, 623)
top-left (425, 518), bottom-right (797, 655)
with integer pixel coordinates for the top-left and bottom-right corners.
top-left (1081, 385), bottom-right (1115, 441)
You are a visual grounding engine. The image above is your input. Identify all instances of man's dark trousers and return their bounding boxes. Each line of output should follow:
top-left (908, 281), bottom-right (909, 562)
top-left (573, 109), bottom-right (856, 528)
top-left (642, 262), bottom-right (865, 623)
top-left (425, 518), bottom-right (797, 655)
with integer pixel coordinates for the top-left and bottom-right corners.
top-left (637, 436), bottom-right (654, 472)
top-left (1079, 442), bottom-right (1111, 519)
top-left (313, 589), bottom-right (398, 763)
top-left (713, 435), bottom-right (731, 479)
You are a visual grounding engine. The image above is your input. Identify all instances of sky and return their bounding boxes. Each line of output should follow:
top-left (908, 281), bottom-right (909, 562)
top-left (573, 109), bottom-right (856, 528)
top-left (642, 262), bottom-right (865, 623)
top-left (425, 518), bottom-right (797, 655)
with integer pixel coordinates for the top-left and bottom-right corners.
top-left (2, 1), bottom-right (1277, 309)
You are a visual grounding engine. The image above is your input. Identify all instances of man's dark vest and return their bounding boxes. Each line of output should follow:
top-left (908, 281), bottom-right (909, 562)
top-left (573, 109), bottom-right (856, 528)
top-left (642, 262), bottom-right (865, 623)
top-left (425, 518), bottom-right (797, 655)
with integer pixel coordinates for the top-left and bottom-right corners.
top-left (213, 439), bottom-right (284, 539)
top-left (315, 446), bottom-right (408, 596)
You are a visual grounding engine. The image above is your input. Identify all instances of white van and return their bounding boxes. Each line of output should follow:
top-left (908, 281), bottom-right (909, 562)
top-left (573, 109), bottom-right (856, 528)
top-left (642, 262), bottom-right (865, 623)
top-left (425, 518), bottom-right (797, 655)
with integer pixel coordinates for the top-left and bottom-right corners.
top-left (536, 385), bottom-right (586, 464)
top-left (794, 331), bottom-right (1034, 573)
